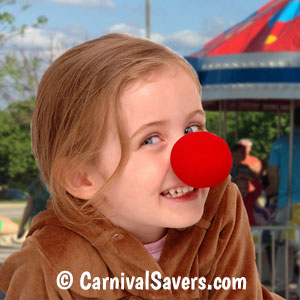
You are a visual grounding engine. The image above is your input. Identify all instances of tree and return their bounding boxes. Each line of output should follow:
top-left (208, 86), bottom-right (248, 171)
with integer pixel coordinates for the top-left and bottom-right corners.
top-left (206, 110), bottom-right (290, 159)
top-left (0, 0), bottom-right (47, 46)
top-left (0, 99), bottom-right (37, 189)
top-left (0, 50), bottom-right (43, 103)
top-left (0, 0), bottom-right (47, 104)
top-left (0, 100), bottom-right (38, 190)
top-left (0, 1), bottom-right (47, 189)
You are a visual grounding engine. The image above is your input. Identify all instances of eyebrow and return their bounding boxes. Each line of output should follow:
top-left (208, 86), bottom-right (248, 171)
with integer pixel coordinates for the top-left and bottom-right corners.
top-left (130, 109), bottom-right (206, 139)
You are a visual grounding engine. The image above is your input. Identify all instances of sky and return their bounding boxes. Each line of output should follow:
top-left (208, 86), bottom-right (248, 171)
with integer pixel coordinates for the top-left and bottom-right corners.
top-left (4, 0), bottom-right (272, 57)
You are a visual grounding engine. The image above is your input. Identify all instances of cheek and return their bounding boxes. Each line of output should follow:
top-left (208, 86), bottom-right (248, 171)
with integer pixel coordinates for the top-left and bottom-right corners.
top-left (125, 153), bottom-right (166, 192)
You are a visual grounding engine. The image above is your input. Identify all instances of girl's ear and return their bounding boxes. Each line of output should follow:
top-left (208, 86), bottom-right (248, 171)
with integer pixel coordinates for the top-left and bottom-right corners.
top-left (61, 160), bottom-right (103, 200)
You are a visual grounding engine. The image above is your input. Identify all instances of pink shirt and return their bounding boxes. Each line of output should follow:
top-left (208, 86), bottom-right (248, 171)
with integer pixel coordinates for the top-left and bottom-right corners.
top-left (143, 234), bottom-right (167, 262)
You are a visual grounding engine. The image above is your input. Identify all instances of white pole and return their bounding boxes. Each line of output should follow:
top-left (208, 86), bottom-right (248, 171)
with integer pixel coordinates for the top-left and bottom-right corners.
top-left (146, 0), bottom-right (151, 39)
top-left (287, 100), bottom-right (294, 220)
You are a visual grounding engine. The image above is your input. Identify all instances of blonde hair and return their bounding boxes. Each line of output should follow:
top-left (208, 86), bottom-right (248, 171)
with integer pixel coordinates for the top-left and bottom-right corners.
top-left (31, 33), bottom-right (201, 225)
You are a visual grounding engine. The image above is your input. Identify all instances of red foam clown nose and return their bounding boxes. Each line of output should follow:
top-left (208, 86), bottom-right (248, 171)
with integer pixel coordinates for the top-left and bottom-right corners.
top-left (170, 132), bottom-right (232, 188)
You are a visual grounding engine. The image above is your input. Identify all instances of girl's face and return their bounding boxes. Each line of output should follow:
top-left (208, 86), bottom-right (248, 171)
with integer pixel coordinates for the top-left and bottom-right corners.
top-left (92, 66), bottom-right (210, 243)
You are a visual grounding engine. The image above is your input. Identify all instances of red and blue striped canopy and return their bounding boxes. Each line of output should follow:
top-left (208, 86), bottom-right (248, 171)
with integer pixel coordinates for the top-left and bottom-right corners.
top-left (186, 0), bottom-right (300, 111)
top-left (191, 0), bottom-right (300, 57)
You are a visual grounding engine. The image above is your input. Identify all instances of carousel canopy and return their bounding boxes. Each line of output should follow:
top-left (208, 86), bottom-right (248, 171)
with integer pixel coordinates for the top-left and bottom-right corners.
top-left (186, 0), bottom-right (300, 111)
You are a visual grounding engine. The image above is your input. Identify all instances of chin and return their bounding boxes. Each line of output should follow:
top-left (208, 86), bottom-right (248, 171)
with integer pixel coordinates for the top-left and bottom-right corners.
top-left (169, 211), bottom-right (204, 229)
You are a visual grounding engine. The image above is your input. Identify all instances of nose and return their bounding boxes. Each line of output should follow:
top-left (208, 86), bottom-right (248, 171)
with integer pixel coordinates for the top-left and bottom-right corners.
top-left (170, 132), bottom-right (232, 188)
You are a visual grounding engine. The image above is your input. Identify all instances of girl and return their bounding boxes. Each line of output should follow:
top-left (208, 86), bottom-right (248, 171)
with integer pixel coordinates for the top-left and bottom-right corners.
top-left (0, 34), bottom-right (282, 299)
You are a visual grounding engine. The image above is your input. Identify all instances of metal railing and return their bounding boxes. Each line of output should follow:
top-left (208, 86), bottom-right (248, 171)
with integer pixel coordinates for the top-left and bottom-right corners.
top-left (252, 225), bottom-right (300, 300)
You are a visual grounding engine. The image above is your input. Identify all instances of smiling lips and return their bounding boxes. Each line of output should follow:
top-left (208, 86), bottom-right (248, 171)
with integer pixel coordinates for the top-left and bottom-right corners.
top-left (161, 186), bottom-right (195, 198)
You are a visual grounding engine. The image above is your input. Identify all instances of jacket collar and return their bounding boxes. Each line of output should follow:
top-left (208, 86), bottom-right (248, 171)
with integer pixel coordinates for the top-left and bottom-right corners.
top-left (28, 176), bottom-right (230, 299)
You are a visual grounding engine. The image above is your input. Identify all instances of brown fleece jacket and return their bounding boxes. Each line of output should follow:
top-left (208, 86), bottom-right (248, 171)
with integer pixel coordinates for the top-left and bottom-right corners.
top-left (0, 177), bottom-right (283, 299)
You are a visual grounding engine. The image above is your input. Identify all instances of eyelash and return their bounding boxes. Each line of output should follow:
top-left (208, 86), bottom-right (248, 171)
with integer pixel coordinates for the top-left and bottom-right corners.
top-left (141, 123), bottom-right (206, 146)
top-left (184, 123), bottom-right (206, 134)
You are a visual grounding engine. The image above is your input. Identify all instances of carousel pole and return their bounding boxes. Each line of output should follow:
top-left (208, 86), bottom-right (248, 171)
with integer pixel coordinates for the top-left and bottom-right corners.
top-left (287, 100), bottom-right (294, 220)
top-left (284, 100), bottom-right (294, 299)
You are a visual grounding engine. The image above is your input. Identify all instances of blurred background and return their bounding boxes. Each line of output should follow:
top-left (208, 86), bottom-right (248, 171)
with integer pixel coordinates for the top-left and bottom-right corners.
top-left (0, 0), bottom-right (288, 194)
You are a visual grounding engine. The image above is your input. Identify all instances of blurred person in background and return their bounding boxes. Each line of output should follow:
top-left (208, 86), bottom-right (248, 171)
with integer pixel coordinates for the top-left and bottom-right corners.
top-left (268, 106), bottom-right (300, 296)
top-left (235, 174), bottom-right (269, 226)
top-left (239, 139), bottom-right (263, 193)
top-left (238, 138), bottom-right (262, 176)
top-left (230, 143), bottom-right (253, 183)
top-left (268, 106), bottom-right (300, 212)
top-left (17, 175), bottom-right (50, 238)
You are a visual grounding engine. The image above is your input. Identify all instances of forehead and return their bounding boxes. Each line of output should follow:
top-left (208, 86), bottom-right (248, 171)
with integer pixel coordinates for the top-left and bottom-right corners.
top-left (240, 141), bottom-right (251, 147)
top-left (119, 66), bottom-right (203, 129)
top-left (123, 64), bottom-right (199, 96)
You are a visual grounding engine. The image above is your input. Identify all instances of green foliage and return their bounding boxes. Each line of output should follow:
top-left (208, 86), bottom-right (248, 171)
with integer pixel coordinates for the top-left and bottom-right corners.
top-left (206, 111), bottom-right (219, 134)
top-left (0, 1), bottom-right (48, 189)
top-left (35, 16), bottom-right (48, 26)
top-left (0, 0), bottom-right (47, 44)
top-left (0, 11), bottom-right (14, 25)
top-left (0, 53), bottom-right (42, 103)
top-left (206, 110), bottom-right (290, 159)
top-left (0, 99), bottom-right (38, 190)
top-left (0, 0), bottom-right (46, 103)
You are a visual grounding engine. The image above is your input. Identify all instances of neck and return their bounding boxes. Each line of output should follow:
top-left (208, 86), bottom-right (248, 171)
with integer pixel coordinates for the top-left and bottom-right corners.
top-left (101, 209), bottom-right (168, 244)
top-left (132, 227), bottom-right (168, 244)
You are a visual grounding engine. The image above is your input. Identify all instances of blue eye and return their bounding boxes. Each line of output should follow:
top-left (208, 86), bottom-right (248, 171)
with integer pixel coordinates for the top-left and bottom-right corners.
top-left (184, 125), bottom-right (202, 135)
top-left (142, 135), bottom-right (161, 146)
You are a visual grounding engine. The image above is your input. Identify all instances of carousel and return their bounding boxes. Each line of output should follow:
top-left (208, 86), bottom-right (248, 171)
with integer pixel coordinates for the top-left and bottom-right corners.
top-left (185, 0), bottom-right (300, 221)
